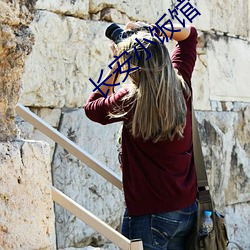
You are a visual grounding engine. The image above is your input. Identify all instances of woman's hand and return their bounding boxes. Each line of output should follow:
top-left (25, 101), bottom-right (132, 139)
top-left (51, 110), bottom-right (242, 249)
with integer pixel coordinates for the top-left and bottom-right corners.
top-left (125, 21), bottom-right (149, 31)
top-left (109, 42), bottom-right (118, 57)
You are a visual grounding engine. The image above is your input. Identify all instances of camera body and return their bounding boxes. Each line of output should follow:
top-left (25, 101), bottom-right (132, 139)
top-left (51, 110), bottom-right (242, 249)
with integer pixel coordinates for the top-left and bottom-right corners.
top-left (105, 23), bottom-right (150, 44)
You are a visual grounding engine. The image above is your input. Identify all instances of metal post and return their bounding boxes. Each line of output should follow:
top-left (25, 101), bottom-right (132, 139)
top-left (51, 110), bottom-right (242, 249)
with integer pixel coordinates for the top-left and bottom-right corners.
top-left (130, 239), bottom-right (144, 250)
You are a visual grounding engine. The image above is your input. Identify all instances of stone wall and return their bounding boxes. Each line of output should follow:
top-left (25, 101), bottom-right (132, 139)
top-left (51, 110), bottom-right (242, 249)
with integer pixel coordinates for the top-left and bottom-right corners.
top-left (17, 0), bottom-right (250, 249)
top-left (0, 0), bottom-right (36, 141)
top-left (0, 1), bottom-right (56, 249)
top-left (0, 140), bottom-right (56, 249)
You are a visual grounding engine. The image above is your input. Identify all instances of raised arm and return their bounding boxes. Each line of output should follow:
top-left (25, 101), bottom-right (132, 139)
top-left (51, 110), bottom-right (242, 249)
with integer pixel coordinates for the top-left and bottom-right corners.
top-left (159, 23), bottom-right (191, 41)
top-left (94, 43), bottom-right (120, 97)
top-left (171, 26), bottom-right (198, 86)
top-left (125, 21), bottom-right (191, 41)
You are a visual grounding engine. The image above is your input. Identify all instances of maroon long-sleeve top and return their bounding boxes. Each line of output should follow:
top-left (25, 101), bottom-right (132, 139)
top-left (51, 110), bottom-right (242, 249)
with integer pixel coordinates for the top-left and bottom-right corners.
top-left (85, 26), bottom-right (198, 216)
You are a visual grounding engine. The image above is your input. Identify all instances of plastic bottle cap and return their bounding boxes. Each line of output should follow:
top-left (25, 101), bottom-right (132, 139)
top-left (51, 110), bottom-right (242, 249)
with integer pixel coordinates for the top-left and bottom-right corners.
top-left (204, 210), bottom-right (212, 217)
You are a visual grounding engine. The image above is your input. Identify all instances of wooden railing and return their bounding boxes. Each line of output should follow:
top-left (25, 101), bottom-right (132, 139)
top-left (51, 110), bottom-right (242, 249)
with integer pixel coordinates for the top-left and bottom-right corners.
top-left (16, 103), bottom-right (143, 250)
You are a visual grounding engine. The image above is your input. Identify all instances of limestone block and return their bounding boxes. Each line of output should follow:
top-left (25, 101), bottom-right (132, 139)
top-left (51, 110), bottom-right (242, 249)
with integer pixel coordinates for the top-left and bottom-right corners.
top-left (52, 109), bottom-right (124, 248)
top-left (20, 11), bottom-right (113, 108)
top-left (162, 0), bottom-right (249, 39)
top-left (16, 107), bottom-right (62, 161)
top-left (192, 0), bottom-right (249, 38)
top-left (192, 30), bottom-right (211, 111)
top-left (61, 244), bottom-right (119, 250)
top-left (36, 0), bottom-right (89, 17)
top-left (89, 0), bottom-right (164, 23)
top-left (206, 34), bottom-right (250, 103)
top-left (15, 115), bottom-right (35, 139)
top-left (0, 0), bottom-right (36, 26)
top-left (225, 202), bottom-right (250, 250)
top-left (30, 107), bottom-right (62, 127)
top-left (196, 109), bottom-right (250, 212)
top-left (209, 0), bottom-right (248, 38)
top-left (235, 106), bottom-right (250, 156)
top-left (0, 0), bottom-right (36, 141)
top-left (161, 0), bottom-right (203, 29)
top-left (0, 140), bottom-right (56, 249)
top-left (93, 7), bottom-right (130, 24)
top-left (190, 0), bottom-right (210, 31)
top-left (249, 0), bottom-right (250, 40)
top-left (0, 1), bottom-right (20, 26)
top-left (162, 0), bottom-right (207, 33)
top-left (192, 30), bottom-right (250, 110)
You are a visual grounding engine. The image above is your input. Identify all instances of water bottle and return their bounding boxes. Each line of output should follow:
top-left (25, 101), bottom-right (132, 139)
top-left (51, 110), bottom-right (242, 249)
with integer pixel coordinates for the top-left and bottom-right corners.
top-left (201, 210), bottom-right (213, 235)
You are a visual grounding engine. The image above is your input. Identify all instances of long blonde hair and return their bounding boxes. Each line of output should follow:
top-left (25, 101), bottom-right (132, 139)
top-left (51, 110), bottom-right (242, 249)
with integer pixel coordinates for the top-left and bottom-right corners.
top-left (112, 32), bottom-right (191, 142)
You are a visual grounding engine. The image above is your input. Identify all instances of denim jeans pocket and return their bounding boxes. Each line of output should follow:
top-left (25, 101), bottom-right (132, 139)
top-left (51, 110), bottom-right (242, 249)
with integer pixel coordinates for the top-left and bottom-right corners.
top-left (151, 214), bottom-right (181, 249)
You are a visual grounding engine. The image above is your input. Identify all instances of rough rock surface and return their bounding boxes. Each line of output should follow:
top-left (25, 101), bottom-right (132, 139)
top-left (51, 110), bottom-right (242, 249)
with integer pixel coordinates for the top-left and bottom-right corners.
top-left (196, 108), bottom-right (250, 211)
top-left (0, 0), bottom-right (36, 141)
top-left (16, 107), bottom-right (62, 161)
top-left (196, 107), bottom-right (250, 250)
top-left (0, 140), bottom-right (55, 249)
top-left (36, 0), bottom-right (89, 18)
top-left (192, 0), bottom-right (249, 38)
top-left (20, 12), bottom-right (111, 108)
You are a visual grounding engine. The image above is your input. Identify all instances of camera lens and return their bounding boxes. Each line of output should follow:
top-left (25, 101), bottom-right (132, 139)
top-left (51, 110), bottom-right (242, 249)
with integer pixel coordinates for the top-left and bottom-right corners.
top-left (105, 23), bottom-right (125, 44)
top-left (105, 23), bottom-right (151, 44)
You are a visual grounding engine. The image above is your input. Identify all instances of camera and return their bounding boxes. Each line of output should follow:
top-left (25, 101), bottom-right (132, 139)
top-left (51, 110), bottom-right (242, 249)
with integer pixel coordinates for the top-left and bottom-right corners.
top-left (105, 23), bottom-right (150, 44)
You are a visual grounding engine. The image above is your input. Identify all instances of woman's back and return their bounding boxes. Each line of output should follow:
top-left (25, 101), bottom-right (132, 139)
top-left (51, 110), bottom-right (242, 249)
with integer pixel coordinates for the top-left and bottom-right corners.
top-left (85, 26), bottom-right (198, 216)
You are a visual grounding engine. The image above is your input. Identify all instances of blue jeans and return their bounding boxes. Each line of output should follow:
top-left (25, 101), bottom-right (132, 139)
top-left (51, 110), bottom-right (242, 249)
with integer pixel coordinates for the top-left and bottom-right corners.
top-left (121, 202), bottom-right (197, 250)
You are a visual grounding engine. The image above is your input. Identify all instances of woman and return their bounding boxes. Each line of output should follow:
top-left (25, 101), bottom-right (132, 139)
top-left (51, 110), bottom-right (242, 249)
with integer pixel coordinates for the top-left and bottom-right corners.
top-left (85, 21), bottom-right (198, 250)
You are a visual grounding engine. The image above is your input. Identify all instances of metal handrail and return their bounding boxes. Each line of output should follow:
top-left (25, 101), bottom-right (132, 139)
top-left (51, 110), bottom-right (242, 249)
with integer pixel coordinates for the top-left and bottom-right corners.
top-left (16, 103), bottom-right (143, 250)
top-left (16, 103), bottom-right (122, 190)
top-left (52, 187), bottom-right (143, 250)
